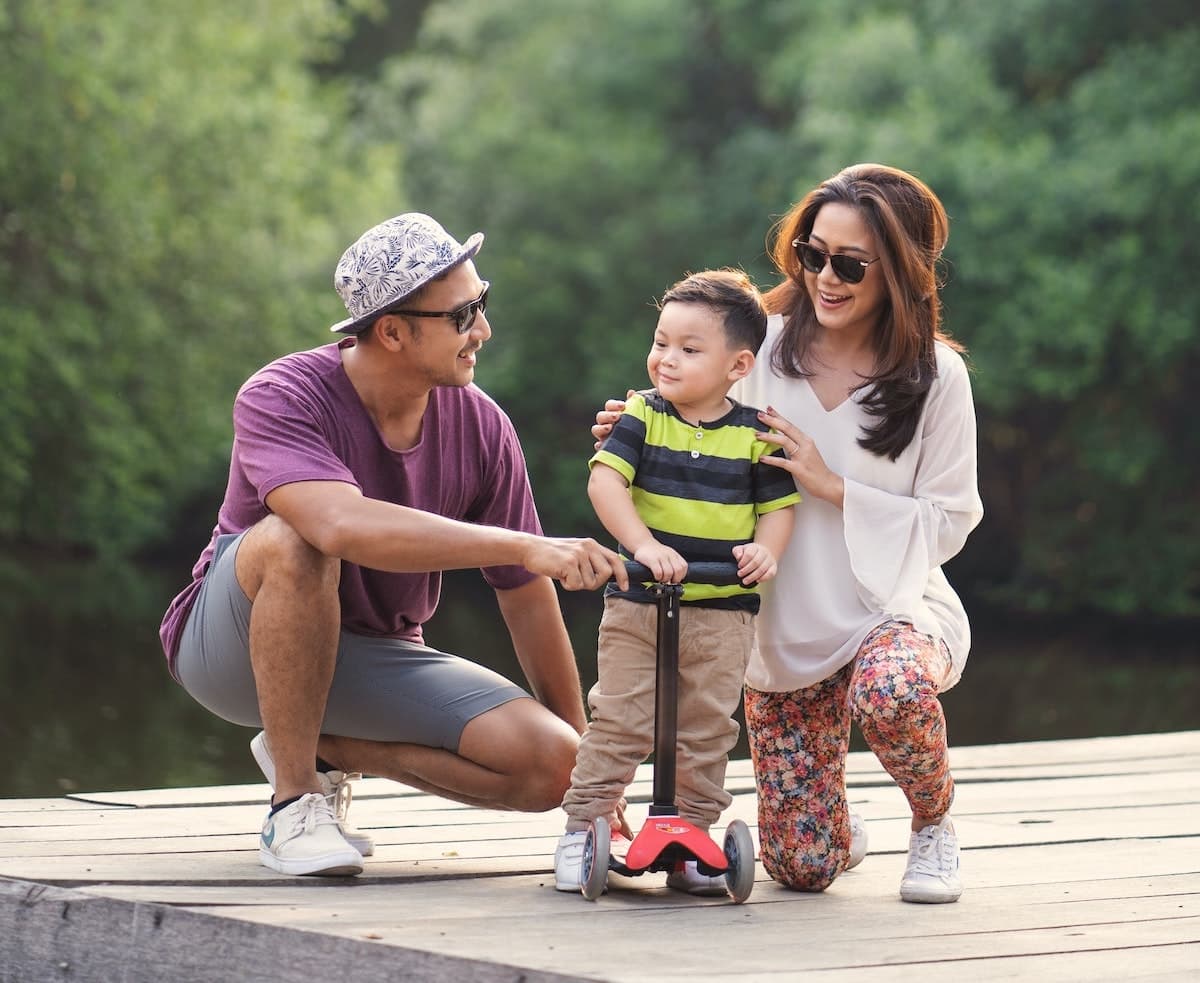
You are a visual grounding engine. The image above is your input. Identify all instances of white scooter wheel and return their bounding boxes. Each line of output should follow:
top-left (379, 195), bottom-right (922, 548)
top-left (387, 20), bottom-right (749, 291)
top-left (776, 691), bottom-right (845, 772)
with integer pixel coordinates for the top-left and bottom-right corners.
top-left (723, 819), bottom-right (755, 903)
top-left (581, 816), bottom-right (611, 900)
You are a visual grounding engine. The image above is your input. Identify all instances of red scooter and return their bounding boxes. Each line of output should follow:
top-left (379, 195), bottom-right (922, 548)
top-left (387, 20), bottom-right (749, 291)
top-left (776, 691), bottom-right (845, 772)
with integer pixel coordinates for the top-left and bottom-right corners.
top-left (579, 561), bottom-right (755, 903)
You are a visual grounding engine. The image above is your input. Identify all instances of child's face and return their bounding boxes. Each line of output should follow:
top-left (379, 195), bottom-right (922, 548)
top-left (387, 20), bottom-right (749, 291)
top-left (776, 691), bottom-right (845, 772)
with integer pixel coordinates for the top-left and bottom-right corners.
top-left (646, 302), bottom-right (741, 412)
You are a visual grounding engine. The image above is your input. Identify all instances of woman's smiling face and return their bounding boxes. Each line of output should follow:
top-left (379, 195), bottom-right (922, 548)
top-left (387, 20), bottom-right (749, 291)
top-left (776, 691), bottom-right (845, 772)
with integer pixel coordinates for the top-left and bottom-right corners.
top-left (804, 202), bottom-right (886, 340)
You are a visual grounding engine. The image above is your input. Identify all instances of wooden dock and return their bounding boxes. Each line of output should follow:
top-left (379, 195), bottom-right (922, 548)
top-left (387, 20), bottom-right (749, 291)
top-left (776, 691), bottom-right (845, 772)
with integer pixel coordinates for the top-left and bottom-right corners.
top-left (2, 730), bottom-right (1198, 982)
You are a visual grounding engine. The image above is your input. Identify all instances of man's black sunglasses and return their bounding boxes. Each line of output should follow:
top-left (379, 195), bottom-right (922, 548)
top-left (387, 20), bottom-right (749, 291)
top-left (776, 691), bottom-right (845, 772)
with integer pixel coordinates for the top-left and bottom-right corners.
top-left (388, 281), bottom-right (490, 333)
top-left (792, 239), bottom-right (879, 285)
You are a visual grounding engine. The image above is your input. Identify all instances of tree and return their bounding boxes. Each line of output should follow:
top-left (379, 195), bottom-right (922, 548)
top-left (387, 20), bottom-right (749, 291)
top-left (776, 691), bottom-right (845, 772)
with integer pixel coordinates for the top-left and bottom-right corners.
top-left (363, 0), bottom-right (1200, 616)
top-left (0, 0), bottom-right (399, 554)
top-left (361, 0), bottom-right (797, 535)
top-left (5, 0), bottom-right (1198, 618)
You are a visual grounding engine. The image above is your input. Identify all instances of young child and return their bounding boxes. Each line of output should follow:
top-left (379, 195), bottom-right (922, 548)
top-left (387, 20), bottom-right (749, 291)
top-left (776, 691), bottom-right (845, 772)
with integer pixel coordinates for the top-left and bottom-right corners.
top-left (555, 269), bottom-right (800, 895)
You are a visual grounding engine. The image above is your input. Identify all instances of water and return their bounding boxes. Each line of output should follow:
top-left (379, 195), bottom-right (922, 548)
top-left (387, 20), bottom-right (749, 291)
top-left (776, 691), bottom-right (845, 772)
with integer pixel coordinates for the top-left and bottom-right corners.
top-left (2, 559), bottom-right (1196, 799)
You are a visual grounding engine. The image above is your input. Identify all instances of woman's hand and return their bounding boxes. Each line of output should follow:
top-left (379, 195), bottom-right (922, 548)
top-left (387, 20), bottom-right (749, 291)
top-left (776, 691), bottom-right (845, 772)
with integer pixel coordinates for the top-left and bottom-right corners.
top-left (591, 392), bottom-right (633, 450)
top-left (757, 405), bottom-right (845, 508)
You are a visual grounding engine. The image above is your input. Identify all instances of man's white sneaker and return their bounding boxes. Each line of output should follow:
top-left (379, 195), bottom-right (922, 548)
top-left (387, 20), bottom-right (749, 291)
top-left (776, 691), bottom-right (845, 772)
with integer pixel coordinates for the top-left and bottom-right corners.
top-left (666, 859), bottom-right (728, 896)
top-left (259, 792), bottom-right (364, 876)
top-left (847, 812), bottom-right (868, 870)
top-left (900, 814), bottom-right (962, 903)
top-left (250, 732), bottom-right (375, 856)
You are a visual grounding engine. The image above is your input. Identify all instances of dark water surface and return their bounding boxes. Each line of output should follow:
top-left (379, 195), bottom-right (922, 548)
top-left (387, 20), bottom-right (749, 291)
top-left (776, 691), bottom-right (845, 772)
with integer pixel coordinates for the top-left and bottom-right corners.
top-left (2, 559), bottom-right (1197, 799)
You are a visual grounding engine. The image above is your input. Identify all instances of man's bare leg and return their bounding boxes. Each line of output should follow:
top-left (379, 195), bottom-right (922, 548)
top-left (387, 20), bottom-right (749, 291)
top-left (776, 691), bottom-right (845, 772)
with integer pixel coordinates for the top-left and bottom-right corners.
top-left (232, 514), bottom-right (578, 813)
top-left (236, 515), bottom-right (341, 805)
top-left (318, 697), bottom-right (580, 812)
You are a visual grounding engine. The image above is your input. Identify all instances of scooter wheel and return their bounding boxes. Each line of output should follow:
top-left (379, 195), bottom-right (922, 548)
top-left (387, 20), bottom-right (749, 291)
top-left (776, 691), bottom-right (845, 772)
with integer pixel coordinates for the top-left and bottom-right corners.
top-left (723, 819), bottom-right (755, 903)
top-left (581, 816), bottom-right (611, 900)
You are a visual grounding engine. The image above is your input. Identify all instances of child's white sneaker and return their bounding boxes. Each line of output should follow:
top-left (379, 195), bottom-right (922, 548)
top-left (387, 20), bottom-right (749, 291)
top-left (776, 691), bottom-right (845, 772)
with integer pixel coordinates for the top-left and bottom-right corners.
top-left (259, 792), bottom-right (363, 877)
top-left (554, 828), bottom-right (632, 892)
top-left (553, 831), bottom-right (590, 891)
top-left (666, 860), bottom-right (728, 896)
top-left (900, 814), bottom-right (962, 903)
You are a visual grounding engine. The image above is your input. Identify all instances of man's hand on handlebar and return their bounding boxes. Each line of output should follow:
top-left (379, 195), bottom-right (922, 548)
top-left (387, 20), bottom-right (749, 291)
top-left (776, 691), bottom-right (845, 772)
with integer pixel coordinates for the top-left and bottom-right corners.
top-left (524, 536), bottom-right (629, 592)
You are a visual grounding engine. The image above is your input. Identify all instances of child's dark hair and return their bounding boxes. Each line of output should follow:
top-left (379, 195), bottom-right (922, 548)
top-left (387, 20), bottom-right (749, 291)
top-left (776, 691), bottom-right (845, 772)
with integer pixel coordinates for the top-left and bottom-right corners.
top-left (658, 268), bottom-right (768, 354)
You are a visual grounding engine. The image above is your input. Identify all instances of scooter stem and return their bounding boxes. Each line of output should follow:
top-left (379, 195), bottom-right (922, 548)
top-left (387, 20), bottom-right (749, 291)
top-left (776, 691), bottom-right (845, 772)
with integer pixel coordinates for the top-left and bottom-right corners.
top-left (649, 581), bottom-right (683, 816)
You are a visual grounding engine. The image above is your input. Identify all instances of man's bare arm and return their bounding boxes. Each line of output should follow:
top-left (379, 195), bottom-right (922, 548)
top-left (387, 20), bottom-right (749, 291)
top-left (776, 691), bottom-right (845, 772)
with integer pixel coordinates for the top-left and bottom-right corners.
top-left (266, 480), bottom-right (628, 591)
top-left (495, 577), bottom-right (588, 734)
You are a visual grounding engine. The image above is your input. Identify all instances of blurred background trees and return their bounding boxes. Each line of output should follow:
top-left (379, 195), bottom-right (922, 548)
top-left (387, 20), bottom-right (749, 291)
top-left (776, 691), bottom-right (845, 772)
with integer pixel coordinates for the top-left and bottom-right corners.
top-left (2, 0), bottom-right (1198, 619)
top-left (0, 0), bottom-right (394, 554)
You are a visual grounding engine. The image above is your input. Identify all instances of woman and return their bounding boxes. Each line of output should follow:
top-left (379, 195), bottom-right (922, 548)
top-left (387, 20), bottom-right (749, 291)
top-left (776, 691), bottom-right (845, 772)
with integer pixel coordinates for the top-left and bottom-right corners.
top-left (593, 163), bottom-right (983, 902)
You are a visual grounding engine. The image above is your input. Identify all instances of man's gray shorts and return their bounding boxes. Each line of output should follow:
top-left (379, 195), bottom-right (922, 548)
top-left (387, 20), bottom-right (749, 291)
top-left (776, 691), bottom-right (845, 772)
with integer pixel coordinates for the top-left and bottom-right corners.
top-left (174, 531), bottom-right (529, 753)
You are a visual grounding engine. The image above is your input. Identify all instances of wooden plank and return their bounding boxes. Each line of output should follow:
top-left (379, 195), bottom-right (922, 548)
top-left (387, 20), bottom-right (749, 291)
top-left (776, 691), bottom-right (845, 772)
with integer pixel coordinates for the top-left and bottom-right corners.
top-left (6, 821), bottom-right (1196, 891)
top-left (828, 947), bottom-right (1200, 983)
top-left (38, 729), bottom-right (1197, 812)
top-left (38, 733), bottom-right (1199, 814)
top-left (3, 732), bottom-right (1197, 982)
top-left (6, 799), bottom-right (1195, 869)
top-left (0, 799), bottom-right (111, 815)
top-left (8, 766), bottom-right (1196, 852)
top-left (947, 730), bottom-right (1200, 763)
top-left (97, 842), bottom-right (1193, 982)
top-left (80, 868), bottom-right (1200, 910)
top-left (0, 878), bottom-right (588, 983)
top-left (4, 757), bottom-right (1195, 866)
top-left (16, 838), bottom-right (1196, 981)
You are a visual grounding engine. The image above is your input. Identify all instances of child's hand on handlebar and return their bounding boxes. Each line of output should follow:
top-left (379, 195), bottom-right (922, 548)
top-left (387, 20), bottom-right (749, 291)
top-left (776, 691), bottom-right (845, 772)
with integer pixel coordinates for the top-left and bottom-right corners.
top-left (632, 541), bottom-right (689, 585)
top-left (732, 542), bottom-right (778, 585)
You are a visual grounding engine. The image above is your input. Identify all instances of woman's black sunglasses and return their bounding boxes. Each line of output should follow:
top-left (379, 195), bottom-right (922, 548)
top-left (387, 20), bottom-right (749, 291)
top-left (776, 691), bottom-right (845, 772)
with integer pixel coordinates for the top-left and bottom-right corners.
top-left (389, 281), bottom-right (490, 333)
top-left (792, 239), bottom-right (879, 285)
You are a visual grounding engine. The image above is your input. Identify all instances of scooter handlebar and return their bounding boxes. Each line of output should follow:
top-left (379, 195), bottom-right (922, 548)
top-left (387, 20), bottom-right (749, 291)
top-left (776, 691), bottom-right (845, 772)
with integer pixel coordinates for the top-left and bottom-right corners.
top-left (622, 560), bottom-right (744, 587)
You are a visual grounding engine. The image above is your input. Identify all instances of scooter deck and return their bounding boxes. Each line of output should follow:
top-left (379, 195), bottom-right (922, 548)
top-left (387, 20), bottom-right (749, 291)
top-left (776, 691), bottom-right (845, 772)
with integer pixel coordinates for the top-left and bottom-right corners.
top-left (611, 814), bottom-right (729, 876)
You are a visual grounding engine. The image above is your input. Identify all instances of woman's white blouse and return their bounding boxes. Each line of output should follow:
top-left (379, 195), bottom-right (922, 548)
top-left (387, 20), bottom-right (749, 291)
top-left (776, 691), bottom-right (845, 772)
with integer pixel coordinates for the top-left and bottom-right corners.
top-left (733, 315), bottom-right (984, 692)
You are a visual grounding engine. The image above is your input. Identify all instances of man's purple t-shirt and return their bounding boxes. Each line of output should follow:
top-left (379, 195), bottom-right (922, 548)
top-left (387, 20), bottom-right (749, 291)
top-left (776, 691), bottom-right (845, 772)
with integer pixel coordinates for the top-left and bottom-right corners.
top-left (159, 339), bottom-right (541, 677)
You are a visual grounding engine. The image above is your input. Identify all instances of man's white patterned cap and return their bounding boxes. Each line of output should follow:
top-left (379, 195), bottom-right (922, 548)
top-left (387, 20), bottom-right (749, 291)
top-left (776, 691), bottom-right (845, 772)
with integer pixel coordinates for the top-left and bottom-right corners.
top-left (330, 213), bottom-right (484, 333)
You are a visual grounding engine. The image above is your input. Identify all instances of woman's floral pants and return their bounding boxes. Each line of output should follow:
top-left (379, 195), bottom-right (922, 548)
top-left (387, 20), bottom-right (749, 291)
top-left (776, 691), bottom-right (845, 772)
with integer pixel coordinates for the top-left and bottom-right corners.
top-left (744, 620), bottom-right (955, 891)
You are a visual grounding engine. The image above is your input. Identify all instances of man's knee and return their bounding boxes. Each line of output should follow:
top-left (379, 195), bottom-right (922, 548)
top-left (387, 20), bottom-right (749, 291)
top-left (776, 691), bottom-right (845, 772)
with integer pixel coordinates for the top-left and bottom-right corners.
top-left (470, 702), bottom-right (579, 811)
top-left (237, 514), bottom-right (340, 598)
top-left (519, 721), bottom-right (578, 811)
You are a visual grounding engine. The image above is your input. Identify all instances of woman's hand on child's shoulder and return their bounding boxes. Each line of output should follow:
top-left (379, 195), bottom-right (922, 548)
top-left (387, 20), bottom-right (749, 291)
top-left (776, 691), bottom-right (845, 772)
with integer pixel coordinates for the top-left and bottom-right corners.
top-left (591, 392), bottom-right (635, 450)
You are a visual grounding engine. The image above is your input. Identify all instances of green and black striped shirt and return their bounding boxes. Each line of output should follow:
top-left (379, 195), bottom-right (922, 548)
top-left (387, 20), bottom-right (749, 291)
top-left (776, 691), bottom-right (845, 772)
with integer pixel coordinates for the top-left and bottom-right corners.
top-left (590, 390), bottom-right (801, 611)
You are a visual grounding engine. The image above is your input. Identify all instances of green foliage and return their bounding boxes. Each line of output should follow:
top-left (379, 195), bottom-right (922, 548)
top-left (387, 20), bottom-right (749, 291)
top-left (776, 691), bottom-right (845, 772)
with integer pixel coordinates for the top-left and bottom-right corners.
top-left (362, 0), bottom-right (1200, 617)
top-left (2, 0), bottom-right (1197, 619)
top-left (362, 0), bottom-right (798, 536)
top-left (0, 0), bottom-right (397, 554)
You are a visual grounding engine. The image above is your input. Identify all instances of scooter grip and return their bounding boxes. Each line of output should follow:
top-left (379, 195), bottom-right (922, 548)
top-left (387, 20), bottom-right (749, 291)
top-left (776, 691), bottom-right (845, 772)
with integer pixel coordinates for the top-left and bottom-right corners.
top-left (623, 560), bottom-right (743, 587)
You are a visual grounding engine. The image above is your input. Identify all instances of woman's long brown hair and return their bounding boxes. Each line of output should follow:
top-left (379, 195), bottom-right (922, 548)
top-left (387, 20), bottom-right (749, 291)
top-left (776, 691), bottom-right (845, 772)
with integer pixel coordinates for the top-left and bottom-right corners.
top-left (762, 163), bottom-right (963, 460)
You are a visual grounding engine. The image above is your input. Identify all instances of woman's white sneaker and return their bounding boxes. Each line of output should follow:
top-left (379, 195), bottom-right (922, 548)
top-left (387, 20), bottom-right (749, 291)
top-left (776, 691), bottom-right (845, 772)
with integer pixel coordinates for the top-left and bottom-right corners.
top-left (847, 812), bottom-right (868, 870)
top-left (259, 792), bottom-right (363, 876)
top-left (900, 814), bottom-right (962, 903)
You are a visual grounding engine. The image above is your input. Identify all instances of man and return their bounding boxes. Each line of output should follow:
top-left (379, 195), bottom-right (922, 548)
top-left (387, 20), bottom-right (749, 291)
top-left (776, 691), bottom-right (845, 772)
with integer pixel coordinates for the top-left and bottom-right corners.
top-left (159, 213), bottom-right (627, 876)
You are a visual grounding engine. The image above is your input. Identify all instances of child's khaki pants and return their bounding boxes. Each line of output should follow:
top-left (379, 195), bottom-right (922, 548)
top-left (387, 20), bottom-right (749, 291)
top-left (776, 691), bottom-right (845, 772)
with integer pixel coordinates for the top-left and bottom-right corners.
top-left (562, 595), bottom-right (755, 831)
